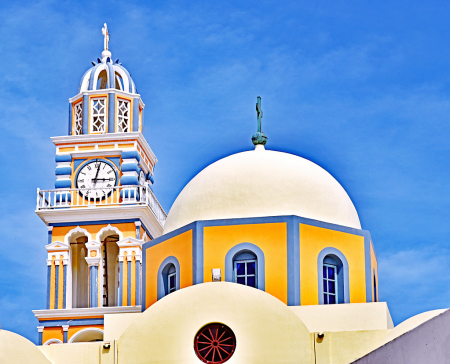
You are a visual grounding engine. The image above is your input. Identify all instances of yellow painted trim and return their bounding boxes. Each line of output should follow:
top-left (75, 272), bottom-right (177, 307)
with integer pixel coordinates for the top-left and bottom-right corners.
top-left (98, 144), bottom-right (115, 150)
top-left (131, 252), bottom-right (136, 306)
top-left (122, 252), bottom-right (128, 306)
top-left (88, 94), bottom-right (109, 134)
top-left (78, 145), bottom-right (95, 151)
top-left (39, 316), bottom-right (104, 321)
top-left (50, 256), bottom-right (56, 310)
top-left (118, 143), bottom-right (135, 148)
top-left (115, 94), bottom-right (134, 133)
top-left (59, 147), bottom-right (75, 153)
top-left (72, 99), bottom-right (83, 135)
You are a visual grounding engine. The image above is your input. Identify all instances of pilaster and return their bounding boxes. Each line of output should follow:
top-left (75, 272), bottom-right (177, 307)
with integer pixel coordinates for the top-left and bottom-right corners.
top-left (117, 237), bottom-right (144, 307)
top-left (45, 241), bottom-right (70, 310)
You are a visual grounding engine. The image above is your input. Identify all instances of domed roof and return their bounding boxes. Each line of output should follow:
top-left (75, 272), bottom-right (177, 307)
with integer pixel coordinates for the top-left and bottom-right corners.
top-left (78, 56), bottom-right (137, 94)
top-left (164, 146), bottom-right (361, 233)
top-left (118, 282), bottom-right (312, 363)
top-left (0, 330), bottom-right (51, 364)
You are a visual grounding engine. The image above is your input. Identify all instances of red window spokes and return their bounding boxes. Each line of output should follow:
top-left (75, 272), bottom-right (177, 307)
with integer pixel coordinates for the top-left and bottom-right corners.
top-left (194, 323), bottom-right (236, 363)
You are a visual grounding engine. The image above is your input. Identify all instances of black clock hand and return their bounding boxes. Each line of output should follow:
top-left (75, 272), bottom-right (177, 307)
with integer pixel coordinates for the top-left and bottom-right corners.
top-left (92, 163), bottom-right (101, 185)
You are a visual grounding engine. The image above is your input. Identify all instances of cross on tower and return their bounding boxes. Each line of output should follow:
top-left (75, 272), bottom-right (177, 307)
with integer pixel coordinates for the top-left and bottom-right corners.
top-left (102, 23), bottom-right (110, 51)
top-left (256, 96), bottom-right (263, 133)
top-left (251, 96), bottom-right (268, 146)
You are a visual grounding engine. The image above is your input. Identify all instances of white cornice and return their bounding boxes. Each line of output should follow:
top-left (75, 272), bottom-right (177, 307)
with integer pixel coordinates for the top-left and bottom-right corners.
top-left (36, 205), bottom-right (164, 239)
top-left (52, 132), bottom-right (157, 164)
top-left (68, 89), bottom-right (145, 108)
top-left (33, 306), bottom-right (142, 319)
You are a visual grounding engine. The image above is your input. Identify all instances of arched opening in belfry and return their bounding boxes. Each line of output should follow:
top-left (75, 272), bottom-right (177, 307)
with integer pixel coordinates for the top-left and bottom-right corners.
top-left (70, 236), bottom-right (89, 308)
top-left (102, 234), bottom-right (120, 307)
top-left (115, 72), bottom-right (124, 91)
top-left (96, 69), bottom-right (108, 90)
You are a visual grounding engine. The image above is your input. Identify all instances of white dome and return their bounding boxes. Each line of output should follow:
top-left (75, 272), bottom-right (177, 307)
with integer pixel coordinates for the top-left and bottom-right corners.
top-left (163, 146), bottom-right (361, 233)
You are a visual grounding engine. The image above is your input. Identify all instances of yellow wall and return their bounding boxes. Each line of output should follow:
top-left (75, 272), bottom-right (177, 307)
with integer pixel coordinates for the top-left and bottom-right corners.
top-left (370, 242), bottom-right (379, 302)
top-left (67, 325), bottom-right (104, 342)
top-left (203, 223), bottom-right (288, 304)
top-left (300, 224), bottom-right (366, 305)
top-left (145, 230), bottom-right (193, 308)
top-left (42, 327), bottom-right (63, 344)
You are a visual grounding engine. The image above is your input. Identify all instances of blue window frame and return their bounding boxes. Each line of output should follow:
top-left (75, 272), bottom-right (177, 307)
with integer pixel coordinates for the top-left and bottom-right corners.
top-left (234, 260), bottom-right (257, 288)
top-left (168, 272), bottom-right (176, 294)
top-left (323, 263), bottom-right (338, 304)
top-left (163, 263), bottom-right (176, 296)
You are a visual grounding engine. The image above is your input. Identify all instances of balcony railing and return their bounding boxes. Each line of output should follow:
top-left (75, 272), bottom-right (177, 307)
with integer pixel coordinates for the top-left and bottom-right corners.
top-left (36, 185), bottom-right (167, 226)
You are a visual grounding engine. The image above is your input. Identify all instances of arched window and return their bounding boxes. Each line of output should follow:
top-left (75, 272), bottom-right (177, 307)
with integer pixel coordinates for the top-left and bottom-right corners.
top-left (322, 254), bottom-right (344, 304)
top-left (162, 263), bottom-right (177, 296)
top-left (233, 251), bottom-right (257, 288)
top-left (96, 70), bottom-right (108, 90)
top-left (71, 236), bottom-right (88, 308)
top-left (115, 73), bottom-right (124, 91)
top-left (101, 234), bottom-right (120, 307)
top-left (157, 257), bottom-right (180, 300)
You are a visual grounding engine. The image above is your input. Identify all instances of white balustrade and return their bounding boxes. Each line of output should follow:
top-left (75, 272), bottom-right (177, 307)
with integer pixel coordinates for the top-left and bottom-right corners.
top-left (36, 186), bottom-right (167, 227)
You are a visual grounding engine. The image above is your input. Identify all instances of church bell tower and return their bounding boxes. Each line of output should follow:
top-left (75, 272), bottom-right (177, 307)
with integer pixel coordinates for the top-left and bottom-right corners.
top-left (33, 24), bottom-right (166, 345)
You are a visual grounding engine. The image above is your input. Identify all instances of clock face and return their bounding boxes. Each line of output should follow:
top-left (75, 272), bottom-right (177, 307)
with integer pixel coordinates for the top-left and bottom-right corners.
top-left (76, 160), bottom-right (117, 199)
top-left (139, 170), bottom-right (146, 186)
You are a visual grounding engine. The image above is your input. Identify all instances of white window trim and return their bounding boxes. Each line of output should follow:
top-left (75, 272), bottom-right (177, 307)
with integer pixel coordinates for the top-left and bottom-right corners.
top-left (116, 99), bottom-right (131, 133)
top-left (74, 102), bottom-right (83, 135)
top-left (90, 97), bottom-right (107, 134)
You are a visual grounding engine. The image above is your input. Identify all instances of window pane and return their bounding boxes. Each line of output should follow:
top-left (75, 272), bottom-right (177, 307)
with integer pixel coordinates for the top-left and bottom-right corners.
top-left (169, 275), bottom-right (175, 289)
top-left (323, 279), bottom-right (327, 293)
top-left (236, 262), bottom-right (245, 276)
top-left (247, 262), bottom-right (256, 275)
top-left (247, 276), bottom-right (256, 288)
top-left (324, 294), bottom-right (328, 304)
top-left (328, 267), bottom-right (335, 280)
top-left (328, 281), bottom-right (335, 294)
top-left (323, 266), bottom-right (327, 278)
top-left (329, 295), bottom-right (336, 304)
top-left (236, 276), bottom-right (246, 285)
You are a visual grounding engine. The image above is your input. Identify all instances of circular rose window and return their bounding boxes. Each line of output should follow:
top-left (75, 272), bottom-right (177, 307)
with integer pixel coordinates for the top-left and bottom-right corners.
top-left (194, 323), bottom-right (236, 363)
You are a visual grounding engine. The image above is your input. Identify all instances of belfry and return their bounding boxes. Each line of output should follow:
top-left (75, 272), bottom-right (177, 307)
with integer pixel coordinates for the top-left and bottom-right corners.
top-left (2, 23), bottom-right (448, 364)
top-left (33, 23), bottom-right (166, 344)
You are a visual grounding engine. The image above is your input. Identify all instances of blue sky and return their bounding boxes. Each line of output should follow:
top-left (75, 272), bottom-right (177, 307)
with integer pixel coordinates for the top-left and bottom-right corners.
top-left (1, 0), bottom-right (450, 342)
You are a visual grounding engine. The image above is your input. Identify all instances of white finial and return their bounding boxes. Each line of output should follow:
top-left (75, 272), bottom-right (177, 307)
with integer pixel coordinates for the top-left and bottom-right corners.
top-left (101, 23), bottom-right (112, 60)
top-left (102, 23), bottom-right (110, 51)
